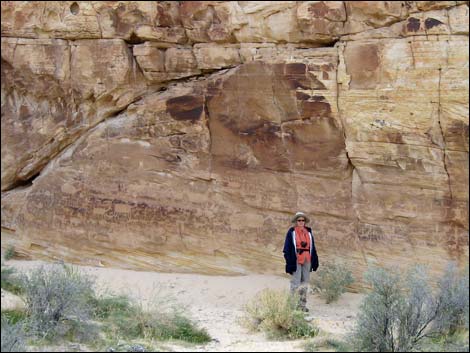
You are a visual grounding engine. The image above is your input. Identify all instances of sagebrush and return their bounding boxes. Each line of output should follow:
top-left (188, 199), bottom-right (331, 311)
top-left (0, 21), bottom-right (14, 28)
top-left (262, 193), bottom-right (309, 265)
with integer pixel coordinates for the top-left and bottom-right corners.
top-left (433, 263), bottom-right (469, 335)
top-left (352, 263), bottom-right (469, 352)
top-left (1, 316), bottom-right (27, 352)
top-left (19, 264), bottom-right (97, 340)
top-left (310, 261), bottom-right (354, 303)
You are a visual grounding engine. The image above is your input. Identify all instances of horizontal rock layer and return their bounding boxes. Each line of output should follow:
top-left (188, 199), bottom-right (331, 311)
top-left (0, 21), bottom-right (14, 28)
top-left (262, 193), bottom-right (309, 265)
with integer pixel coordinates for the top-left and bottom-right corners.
top-left (1, 1), bottom-right (468, 285)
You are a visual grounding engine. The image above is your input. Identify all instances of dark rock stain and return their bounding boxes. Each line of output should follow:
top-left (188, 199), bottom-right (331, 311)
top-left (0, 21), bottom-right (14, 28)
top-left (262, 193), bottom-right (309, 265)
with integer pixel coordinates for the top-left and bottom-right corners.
top-left (296, 92), bottom-right (311, 101)
top-left (407, 17), bottom-right (421, 32)
top-left (286, 77), bottom-right (311, 90)
top-left (272, 63), bottom-right (285, 75)
top-left (285, 63), bottom-right (306, 75)
top-left (308, 72), bottom-right (327, 90)
top-left (359, 45), bottom-right (380, 72)
top-left (308, 64), bottom-right (321, 71)
top-left (387, 132), bottom-right (404, 144)
top-left (224, 158), bottom-right (250, 170)
top-left (156, 3), bottom-right (177, 27)
top-left (166, 95), bottom-right (204, 122)
top-left (18, 105), bottom-right (30, 121)
top-left (301, 101), bottom-right (332, 119)
top-left (322, 63), bottom-right (335, 71)
top-left (424, 18), bottom-right (444, 29)
top-left (447, 120), bottom-right (469, 143)
top-left (312, 95), bottom-right (326, 102)
top-left (308, 2), bottom-right (328, 17)
top-left (217, 113), bottom-right (239, 133)
top-left (111, 5), bottom-right (132, 36)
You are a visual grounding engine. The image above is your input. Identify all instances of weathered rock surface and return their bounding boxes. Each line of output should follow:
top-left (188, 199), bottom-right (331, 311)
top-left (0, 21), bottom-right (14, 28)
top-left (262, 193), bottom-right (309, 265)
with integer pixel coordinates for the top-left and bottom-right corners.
top-left (1, 2), bottom-right (468, 284)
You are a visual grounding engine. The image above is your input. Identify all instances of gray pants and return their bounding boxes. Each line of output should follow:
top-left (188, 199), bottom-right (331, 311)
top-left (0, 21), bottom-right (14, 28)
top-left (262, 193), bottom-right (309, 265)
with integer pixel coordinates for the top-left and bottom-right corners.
top-left (290, 261), bottom-right (311, 310)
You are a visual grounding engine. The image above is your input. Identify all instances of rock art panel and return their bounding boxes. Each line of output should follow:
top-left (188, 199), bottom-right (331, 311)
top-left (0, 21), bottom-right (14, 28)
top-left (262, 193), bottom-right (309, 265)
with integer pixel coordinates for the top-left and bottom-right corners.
top-left (1, 2), bottom-right (468, 285)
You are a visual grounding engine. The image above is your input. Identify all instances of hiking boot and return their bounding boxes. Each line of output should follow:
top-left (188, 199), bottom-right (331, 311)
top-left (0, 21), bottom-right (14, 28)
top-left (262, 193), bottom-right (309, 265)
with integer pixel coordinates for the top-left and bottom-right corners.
top-left (302, 307), bottom-right (309, 313)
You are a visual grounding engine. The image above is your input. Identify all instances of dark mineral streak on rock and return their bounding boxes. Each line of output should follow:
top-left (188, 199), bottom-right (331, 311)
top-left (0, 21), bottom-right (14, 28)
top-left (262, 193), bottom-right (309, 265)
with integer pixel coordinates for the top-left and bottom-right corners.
top-left (166, 95), bottom-right (204, 122)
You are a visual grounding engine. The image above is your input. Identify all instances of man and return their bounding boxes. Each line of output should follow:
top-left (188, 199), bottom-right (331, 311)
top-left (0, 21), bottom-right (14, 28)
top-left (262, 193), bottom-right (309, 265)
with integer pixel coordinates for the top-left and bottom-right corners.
top-left (283, 211), bottom-right (319, 312)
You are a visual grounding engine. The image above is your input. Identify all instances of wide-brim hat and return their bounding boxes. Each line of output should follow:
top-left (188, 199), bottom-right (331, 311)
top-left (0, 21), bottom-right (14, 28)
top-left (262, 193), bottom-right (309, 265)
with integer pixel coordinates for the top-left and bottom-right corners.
top-left (291, 212), bottom-right (310, 224)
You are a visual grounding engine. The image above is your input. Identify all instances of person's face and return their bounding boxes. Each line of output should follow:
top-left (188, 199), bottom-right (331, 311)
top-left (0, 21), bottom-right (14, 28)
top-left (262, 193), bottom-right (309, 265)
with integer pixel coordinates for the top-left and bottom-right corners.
top-left (296, 218), bottom-right (306, 226)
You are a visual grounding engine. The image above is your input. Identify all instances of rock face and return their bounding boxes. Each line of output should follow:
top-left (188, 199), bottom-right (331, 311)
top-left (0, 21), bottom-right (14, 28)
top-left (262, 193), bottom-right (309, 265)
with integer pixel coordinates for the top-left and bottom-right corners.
top-left (1, 2), bottom-right (468, 284)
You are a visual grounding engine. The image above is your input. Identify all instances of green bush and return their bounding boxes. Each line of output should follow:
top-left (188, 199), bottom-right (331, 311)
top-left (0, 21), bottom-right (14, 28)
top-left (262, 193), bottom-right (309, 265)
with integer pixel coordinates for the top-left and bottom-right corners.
top-left (1, 316), bottom-right (27, 352)
top-left (154, 311), bottom-right (211, 343)
top-left (1, 263), bottom-right (24, 295)
top-left (4, 245), bottom-right (16, 261)
top-left (1, 310), bottom-right (28, 325)
top-left (418, 330), bottom-right (469, 352)
top-left (433, 263), bottom-right (469, 335)
top-left (97, 294), bottom-right (211, 344)
top-left (310, 261), bottom-right (354, 304)
top-left (20, 264), bottom-right (96, 341)
top-left (89, 293), bottom-right (134, 320)
top-left (242, 289), bottom-right (318, 339)
top-left (352, 263), bottom-right (469, 352)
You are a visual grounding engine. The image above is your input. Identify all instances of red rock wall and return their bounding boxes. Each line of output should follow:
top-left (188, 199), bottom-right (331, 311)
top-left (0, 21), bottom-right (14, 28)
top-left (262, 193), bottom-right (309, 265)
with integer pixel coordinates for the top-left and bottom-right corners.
top-left (1, 2), bottom-right (468, 284)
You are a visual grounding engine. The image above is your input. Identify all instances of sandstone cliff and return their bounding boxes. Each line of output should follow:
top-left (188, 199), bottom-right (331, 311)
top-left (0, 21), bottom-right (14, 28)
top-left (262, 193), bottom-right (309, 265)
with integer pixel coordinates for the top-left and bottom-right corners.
top-left (1, 1), bottom-right (468, 284)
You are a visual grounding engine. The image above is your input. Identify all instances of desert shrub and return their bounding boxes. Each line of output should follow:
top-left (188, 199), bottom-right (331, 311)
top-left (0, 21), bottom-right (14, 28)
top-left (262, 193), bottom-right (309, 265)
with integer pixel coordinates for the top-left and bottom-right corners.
top-left (433, 262), bottom-right (469, 335)
top-left (352, 263), bottom-right (470, 352)
top-left (1, 263), bottom-right (24, 295)
top-left (242, 288), bottom-right (318, 339)
top-left (352, 266), bottom-right (421, 352)
top-left (99, 295), bottom-right (210, 344)
top-left (1, 316), bottom-right (27, 352)
top-left (418, 330), bottom-right (469, 352)
top-left (310, 261), bottom-right (354, 303)
top-left (4, 245), bottom-right (16, 260)
top-left (19, 264), bottom-right (97, 341)
top-left (419, 331), bottom-right (469, 352)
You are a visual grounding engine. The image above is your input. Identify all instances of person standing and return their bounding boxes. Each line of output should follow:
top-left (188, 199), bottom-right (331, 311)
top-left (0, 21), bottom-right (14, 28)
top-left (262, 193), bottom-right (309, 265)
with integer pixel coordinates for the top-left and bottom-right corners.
top-left (283, 211), bottom-right (319, 312)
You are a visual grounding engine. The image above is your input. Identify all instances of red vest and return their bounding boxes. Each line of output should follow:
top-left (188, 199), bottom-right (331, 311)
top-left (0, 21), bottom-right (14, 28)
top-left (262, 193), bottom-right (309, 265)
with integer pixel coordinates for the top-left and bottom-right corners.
top-left (295, 226), bottom-right (311, 265)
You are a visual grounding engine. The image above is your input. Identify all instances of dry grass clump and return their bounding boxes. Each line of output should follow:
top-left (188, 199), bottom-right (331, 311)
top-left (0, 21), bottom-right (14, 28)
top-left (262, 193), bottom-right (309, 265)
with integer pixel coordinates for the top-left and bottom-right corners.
top-left (242, 288), bottom-right (318, 339)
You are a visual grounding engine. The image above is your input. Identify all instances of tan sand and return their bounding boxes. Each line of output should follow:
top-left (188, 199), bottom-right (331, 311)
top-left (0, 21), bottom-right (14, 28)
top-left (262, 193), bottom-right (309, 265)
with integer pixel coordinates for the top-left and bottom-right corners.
top-left (1, 258), bottom-right (364, 352)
